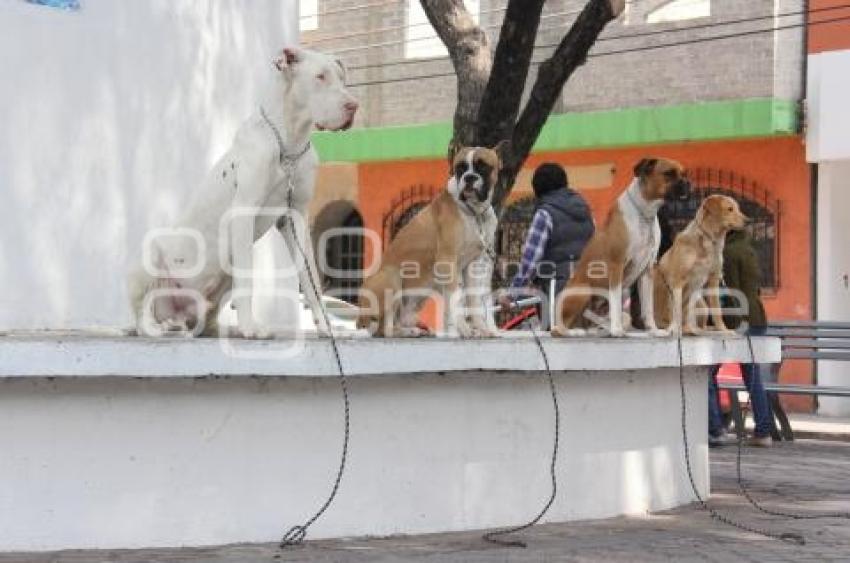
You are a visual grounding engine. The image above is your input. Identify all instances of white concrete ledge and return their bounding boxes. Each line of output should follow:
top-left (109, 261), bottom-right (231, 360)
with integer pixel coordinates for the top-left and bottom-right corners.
top-left (0, 332), bottom-right (780, 377)
top-left (0, 332), bottom-right (779, 552)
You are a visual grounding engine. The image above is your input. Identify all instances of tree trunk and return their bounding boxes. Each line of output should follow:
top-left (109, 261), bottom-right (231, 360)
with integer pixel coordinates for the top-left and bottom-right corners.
top-left (474, 0), bottom-right (546, 149)
top-left (422, 0), bottom-right (625, 210)
top-left (493, 0), bottom-right (624, 209)
top-left (420, 0), bottom-right (492, 165)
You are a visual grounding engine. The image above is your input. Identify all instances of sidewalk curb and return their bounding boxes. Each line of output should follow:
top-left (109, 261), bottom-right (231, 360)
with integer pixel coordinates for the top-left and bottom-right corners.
top-left (792, 431), bottom-right (850, 443)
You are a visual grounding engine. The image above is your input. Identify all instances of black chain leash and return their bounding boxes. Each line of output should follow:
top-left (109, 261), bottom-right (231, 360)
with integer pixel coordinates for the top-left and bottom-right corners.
top-left (733, 334), bottom-right (850, 522)
top-left (260, 109), bottom-right (351, 552)
top-left (483, 322), bottom-right (560, 548)
top-left (277, 184), bottom-right (351, 551)
top-left (675, 336), bottom-right (806, 545)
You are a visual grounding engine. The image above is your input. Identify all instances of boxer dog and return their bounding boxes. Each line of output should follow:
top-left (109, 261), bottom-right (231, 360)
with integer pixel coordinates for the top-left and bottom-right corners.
top-left (357, 144), bottom-right (505, 337)
top-left (552, 157), bottom-right (690, 337)
top-left (128, 46), bottom-right (358, 338)
top-left (653, 195), bottom-right (747, 335)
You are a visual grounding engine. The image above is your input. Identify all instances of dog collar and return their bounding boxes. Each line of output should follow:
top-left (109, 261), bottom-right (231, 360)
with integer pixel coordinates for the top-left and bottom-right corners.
top-left (625, 183), bottom-right (657, 224)
top-left (460, 198), bottom-right (490, 221)
top-left (460, 199), bottom-right (497, 262)
top-left (259, 106), bottom-right (312, 165)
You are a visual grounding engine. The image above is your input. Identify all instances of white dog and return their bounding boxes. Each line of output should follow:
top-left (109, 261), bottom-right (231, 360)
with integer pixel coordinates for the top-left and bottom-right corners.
top-left (128, 46), bottom-right (358, 338)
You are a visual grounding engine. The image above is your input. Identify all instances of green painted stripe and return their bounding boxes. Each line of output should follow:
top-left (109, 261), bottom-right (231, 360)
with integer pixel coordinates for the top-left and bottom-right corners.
top-left (312, 98), bottom-right (798, 163)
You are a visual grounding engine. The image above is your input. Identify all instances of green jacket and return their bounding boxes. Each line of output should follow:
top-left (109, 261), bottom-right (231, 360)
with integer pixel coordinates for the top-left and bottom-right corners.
top-left (722, 230), bottom-right (767, 329)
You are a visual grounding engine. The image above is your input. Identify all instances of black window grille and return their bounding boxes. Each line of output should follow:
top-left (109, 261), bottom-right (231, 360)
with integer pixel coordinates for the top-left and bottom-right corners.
top-left (323, 209), bottom-right (365, 304)
top-left (381, 184), bottom-right (438, 246)
top-left (665, 168), bottom-right (782, 291)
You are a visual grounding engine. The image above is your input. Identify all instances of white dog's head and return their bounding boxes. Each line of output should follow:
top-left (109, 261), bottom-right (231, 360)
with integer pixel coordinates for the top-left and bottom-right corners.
top-left (274, 46), bottom-right (358, 131)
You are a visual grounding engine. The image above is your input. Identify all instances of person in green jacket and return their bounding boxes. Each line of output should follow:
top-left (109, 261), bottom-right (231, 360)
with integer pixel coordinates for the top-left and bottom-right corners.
top-left (708, 229), bottom-right (774, 447)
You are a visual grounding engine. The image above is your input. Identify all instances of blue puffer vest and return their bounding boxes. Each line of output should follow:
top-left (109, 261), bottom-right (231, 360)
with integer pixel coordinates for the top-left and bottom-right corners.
top-left (533, 188), bottom-right (595, 295)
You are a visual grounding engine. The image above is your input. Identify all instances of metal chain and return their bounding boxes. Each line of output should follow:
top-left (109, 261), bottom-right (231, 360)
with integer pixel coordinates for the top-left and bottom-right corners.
top-left (462, 200), bottom-right (497, 263)
top-left (733, 334), bottom-right (850, 521)
top-left (259, 112), bottom-right (351, 551)
top-left (675, 336), bottom-right (806, 545)
top-left (483, 323), bottom-right (560, 548)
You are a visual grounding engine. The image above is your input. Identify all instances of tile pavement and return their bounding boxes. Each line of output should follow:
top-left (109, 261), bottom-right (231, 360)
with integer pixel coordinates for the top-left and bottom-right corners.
top-left (4, 440), bottom-right (849, 562)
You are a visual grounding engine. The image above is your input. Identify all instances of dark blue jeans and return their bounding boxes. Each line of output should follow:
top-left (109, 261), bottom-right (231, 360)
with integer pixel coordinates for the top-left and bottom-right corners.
top-left (708, 332), bottom-right (775, 438)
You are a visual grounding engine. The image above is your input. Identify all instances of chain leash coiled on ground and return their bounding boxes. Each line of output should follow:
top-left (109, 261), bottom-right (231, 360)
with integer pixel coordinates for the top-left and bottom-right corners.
top-left (260, 109), bottom-right (351, 552)
top-left (278, 172), bottom-right (351, 550)
top-left (483, 321), bottom-right (560, 548)
top-left (733, 334), bottom-right (850, 522)
top-left (675, 336), bottom-right (806, 545)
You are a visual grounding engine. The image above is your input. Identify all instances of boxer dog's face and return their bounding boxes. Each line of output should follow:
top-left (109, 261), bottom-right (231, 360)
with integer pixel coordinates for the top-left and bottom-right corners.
top-left (447, 145), bottom-right (504, 207)
top-left (274, 47), bottom-right (359, 131)
top-left (633, 157), bottom-right (691, 201)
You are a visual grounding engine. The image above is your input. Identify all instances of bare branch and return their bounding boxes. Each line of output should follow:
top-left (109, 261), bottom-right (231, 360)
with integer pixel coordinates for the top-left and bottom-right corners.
top-left (474, 0), bottom-right (546, 148)
top-left (493, 0), bottom-right (624, 208)
top-left (420, 0), bottom-right (492, 163)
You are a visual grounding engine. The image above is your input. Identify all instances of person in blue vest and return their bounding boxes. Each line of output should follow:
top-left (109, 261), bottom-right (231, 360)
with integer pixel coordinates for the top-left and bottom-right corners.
top-left (498, 163), bottom-right (595, 328)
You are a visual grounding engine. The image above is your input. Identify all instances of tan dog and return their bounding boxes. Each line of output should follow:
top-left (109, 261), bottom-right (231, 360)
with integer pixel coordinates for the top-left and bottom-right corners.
top-left (357, 145), bottom-right (504, 337)
top-left (552, 157), bottom-right (690, 337)
top-left (653, 195), bottom-right (747, 335)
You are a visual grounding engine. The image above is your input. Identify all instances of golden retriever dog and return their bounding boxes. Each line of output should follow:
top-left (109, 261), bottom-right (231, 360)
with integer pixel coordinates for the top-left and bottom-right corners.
top-left (653, 194), bottom-right (747, 335)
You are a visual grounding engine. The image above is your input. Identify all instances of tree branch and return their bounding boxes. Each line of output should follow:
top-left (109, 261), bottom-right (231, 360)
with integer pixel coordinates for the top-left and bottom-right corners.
top-left (474, 0), bottom-right (545, 148)
top-left (493, 0), bottom-right (625, 208)
top-left (420, 0), bottom-right (492, 163)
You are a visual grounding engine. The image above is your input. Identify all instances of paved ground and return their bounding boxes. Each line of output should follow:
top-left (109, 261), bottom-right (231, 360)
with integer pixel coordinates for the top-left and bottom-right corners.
top-left (789, 414), bottom-right (850, 442)
top-left (6, 439), bottom-right (849, 563)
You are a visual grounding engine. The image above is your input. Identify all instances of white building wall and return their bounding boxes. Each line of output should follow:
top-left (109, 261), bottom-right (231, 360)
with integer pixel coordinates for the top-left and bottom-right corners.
top-left (806, 50), bottom-right (850, 162)
top-left (807, 49), bottom-right (850, 414)
top-left (0, 0), bottom-right (297, 330)
top-left (816, 160), bottom-right (850, 416)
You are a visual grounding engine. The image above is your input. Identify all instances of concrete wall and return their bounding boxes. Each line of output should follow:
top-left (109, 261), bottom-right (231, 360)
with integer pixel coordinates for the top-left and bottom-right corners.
top-left (0, 0), bottom-right (297, 330)
top-left (306, 0), bottom-right (804, 128)
top-left (0, 368), bottom-right (708, 551)
top-left (815, 160), bottom-right (850, 416)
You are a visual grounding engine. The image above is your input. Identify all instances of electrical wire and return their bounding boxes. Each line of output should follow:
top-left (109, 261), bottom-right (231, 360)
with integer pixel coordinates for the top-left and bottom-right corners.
top-left (342, 12), bottom-right (849, 88)
top-left (300, 0), bottom-right (400, 21)
top-left (303, 2), bottom-right (515, 45)
top-left (323, 5), bottom-right (587, 54)
top-left (343, 3), bottom-right (837, 73)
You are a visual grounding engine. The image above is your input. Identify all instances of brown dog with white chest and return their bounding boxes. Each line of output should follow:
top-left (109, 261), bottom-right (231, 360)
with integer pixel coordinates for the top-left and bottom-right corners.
top-left (357, 144), bottom-right (505, 337)
top-left (551, 157), bottom-right (690, 337)
top-left (653, 194), bottom-right (747, 335)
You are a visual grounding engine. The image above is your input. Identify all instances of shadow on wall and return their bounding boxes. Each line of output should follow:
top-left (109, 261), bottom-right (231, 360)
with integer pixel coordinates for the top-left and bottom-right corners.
top-left (0, 0), bottom-right (295, 330)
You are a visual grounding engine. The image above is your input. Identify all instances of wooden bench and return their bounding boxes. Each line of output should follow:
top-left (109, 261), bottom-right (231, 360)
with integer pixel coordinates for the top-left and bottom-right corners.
top-left (718, 321), bottom-right (850, 440)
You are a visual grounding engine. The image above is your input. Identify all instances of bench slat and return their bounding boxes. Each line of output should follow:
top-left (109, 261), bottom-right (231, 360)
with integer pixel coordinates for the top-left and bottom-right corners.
top-left (780, 338), bottom-right (850, 349)
top-left (767, 329), bottom-right (850, 339)
top-left (769, 320), bottom-right (850, 329)
top-left (717, 383), bottom-right (850, 397)
top-left (783, 350), bottom-right (850, 361)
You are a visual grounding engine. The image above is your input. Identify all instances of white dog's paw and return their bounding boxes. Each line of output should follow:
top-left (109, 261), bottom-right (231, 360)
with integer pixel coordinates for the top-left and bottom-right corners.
top-left (399, 327), bottom-right (429, 338)
top-left (552, 326), bottom-right (587, 338)
top-left (238, 321), bottom-right (272, 340)
top-left (608, 326), bottom-right (626, 338)
top-left (469, 326), bottom-right (497, 338)
top-left (648, 327), bottom-right (671, 338)
top-left (713, 328), bottom-right (739, 338)
top-left (454, 322), bottom-right (475, 339)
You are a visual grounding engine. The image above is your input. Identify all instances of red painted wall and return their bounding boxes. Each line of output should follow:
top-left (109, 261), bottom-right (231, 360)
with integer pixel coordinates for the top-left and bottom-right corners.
top-left (809, 0), bottom-right (850, 54)
top-left (356, 136), bottom-right (813, 410)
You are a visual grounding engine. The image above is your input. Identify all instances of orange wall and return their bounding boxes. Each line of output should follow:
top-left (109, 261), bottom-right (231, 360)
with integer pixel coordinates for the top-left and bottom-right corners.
top-left (356, 136), bottom-right (813, 409)
top-left (809, 0), bottom-right (850, 54)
